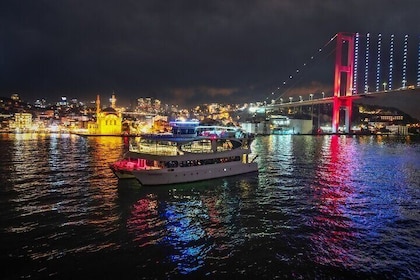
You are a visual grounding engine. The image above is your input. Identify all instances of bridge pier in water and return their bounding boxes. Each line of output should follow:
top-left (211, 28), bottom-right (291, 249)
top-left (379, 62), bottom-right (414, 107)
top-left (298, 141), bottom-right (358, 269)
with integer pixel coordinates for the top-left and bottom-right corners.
top-left (332, 32), bottom-right (355, 134)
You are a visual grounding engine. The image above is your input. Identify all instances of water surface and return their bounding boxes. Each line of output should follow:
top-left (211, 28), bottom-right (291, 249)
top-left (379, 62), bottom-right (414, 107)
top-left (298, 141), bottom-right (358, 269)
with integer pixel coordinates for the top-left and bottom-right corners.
top-left (0, 133), bottom-right (419, 279)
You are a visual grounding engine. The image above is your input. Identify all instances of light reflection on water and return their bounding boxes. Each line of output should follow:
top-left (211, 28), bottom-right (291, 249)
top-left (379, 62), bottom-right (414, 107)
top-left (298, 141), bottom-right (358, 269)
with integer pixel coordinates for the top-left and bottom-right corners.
top-left (1, 134), bottom-right (126, 263)
top-left (0, 133), bottom-right (419, 279)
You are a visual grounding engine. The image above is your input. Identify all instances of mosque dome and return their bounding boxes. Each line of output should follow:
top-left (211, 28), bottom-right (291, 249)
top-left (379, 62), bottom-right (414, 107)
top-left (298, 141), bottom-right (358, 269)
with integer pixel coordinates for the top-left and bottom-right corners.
top-left (101, 107), bottom-right (117, 113)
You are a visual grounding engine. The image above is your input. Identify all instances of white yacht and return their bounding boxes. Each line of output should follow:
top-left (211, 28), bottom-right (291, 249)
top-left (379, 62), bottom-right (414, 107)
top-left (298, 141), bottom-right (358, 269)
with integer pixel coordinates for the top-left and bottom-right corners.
top-left (110, 136), bottom-right (258, 185)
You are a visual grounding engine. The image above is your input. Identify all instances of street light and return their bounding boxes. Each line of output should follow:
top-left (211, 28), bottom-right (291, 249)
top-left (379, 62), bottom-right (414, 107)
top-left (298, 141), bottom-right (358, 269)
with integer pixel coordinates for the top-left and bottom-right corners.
top-left (309, 93), bottom-right (313, 100)
top-left (289, 97), bottom-right (293, 103)
top-left (382, 82), bottom-right (387, 91)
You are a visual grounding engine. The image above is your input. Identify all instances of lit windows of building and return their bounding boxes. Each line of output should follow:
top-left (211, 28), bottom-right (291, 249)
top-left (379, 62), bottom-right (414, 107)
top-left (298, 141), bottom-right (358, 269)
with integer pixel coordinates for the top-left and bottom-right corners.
top-left (34, 98), bottom-right (47, 108)
top-left (379, 115), bottom-right (403, 121)
top-left (14, 113), bottom-right (32, 131)
top-left (11, 93), bottom-right (20, 101)
top-left (153, 99), bottom-right (161, 112)
top-left (136, 97), bottom-right (161, 113)
top-left (56, 96), bottom-right (68, 107)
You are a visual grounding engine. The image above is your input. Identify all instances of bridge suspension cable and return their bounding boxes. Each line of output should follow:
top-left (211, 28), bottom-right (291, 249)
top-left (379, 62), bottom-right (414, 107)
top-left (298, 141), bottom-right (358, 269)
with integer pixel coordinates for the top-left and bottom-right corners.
top-left (418, 36), bottom-right (420, 87)
top-left (263, 33), bottom-right (338, 104)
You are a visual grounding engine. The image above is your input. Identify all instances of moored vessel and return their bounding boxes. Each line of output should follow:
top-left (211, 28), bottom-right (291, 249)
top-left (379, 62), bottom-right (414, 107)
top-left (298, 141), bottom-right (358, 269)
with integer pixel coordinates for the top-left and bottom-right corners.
top-left (110, 135), bottom-right (258, 185)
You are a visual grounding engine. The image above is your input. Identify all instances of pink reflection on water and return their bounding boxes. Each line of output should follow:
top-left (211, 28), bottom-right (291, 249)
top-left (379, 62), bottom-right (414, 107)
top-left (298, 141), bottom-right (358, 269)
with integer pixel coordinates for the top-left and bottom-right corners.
top-left (126, 195), bottom-right (161, 246)
top-left (310, 135), bottom-right (358, 268)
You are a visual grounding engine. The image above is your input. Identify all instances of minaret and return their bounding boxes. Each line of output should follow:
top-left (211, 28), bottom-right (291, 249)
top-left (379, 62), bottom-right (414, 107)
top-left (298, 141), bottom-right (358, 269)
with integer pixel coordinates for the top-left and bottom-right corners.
top-left (110, 92), bottom-right (116, 109)
top-left (96, 94), bottom-right (101, 116)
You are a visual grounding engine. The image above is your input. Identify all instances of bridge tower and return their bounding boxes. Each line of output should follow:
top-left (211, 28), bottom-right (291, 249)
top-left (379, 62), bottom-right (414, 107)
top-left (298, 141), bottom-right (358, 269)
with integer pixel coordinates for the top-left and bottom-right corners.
top-left (332, 32), bottom-right (355, 133)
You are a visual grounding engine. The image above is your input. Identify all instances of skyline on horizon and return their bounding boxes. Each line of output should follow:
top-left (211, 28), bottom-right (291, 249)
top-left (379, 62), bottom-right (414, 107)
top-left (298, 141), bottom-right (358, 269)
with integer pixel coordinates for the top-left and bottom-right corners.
top-left (1, 1), bottom-right (419, 118)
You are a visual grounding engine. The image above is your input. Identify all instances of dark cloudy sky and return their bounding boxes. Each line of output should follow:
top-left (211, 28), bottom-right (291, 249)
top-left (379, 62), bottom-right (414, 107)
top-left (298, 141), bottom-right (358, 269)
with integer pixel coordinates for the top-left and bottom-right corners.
top-left (1, 0), bottom-right (419, 115)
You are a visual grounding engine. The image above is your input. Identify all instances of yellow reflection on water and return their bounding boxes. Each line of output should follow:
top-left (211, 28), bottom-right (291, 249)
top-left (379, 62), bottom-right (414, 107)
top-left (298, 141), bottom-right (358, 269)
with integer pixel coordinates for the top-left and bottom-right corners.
top-left (4, 134), bottom-right (125, 260)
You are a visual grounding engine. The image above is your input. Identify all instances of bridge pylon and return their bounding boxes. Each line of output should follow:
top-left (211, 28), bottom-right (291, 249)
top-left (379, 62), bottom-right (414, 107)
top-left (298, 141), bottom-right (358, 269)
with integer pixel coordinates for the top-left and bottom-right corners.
top-left (332, 32), bottom-right (355, 134)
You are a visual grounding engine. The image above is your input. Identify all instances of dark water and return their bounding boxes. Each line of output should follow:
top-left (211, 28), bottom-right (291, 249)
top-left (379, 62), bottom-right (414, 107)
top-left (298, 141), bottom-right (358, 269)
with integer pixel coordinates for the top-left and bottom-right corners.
top-left (0, 133), bottom-right (419, 279)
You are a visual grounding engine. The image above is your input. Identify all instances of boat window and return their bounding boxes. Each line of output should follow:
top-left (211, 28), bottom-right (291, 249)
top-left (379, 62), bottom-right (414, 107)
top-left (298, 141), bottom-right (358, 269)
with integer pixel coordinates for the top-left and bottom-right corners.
top-left (165, 161), bottom-right (178, 168)
top-left (176, 156), bottom-right (243, 168)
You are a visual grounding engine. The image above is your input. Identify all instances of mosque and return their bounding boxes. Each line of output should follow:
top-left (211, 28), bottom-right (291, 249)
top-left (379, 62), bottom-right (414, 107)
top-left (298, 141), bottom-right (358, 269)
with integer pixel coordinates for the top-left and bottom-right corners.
top-left (87, 94), bottom-right (122, 135)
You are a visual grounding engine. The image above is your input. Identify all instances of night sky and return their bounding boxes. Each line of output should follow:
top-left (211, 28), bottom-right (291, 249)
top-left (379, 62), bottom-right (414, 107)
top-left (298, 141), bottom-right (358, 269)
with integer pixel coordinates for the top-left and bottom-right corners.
top-left (1, 0), bottom-right (419, 117)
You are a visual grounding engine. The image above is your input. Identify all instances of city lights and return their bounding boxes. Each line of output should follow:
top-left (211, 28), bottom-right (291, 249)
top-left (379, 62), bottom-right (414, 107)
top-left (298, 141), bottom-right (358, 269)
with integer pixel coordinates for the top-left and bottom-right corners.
top-left (1, 33), bottom-right (419, 137)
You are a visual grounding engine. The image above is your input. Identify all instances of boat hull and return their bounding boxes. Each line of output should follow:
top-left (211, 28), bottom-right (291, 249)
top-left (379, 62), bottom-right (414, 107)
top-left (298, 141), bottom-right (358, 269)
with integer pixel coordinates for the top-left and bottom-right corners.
top-left (109, 163), bottom-right (137, 179)
top-left (111, 169), bottom-right (136, 179)
top-left (132, 161), bottom-right (258, 186)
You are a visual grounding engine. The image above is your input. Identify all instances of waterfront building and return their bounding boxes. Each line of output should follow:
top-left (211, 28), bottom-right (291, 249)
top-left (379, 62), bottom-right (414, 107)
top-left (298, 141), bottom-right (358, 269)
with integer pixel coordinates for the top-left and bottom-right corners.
top-left (241, 116), bottom-right (313, 135)
top-left (12, 112), bottom-right (32, 132)
top-left (87, 94), bottom-right (122, 135)
top-left (385, 125), bottom-right (409, 135)
top-left (241, 121), bottom-right (270, 135)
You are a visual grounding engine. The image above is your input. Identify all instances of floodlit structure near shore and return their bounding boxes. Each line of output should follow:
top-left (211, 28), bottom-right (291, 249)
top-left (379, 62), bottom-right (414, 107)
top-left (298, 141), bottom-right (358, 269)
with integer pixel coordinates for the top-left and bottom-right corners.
top-left (87, 94), bottom-right (122, 135)
top-left (10, 113), bottom-right (33, 132)
top-left (240, 115), bottom-right (313, 135)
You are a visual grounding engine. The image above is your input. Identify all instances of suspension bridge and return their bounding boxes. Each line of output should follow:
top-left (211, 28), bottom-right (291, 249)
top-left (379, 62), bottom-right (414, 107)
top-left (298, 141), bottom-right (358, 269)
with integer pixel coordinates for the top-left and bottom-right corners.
top-left (261, 32), bottom-right (420, 134)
